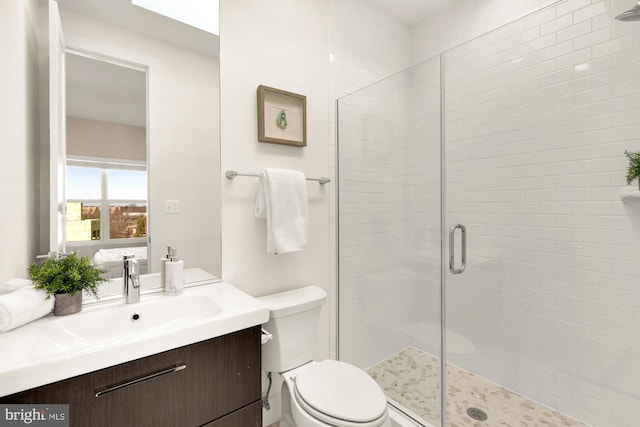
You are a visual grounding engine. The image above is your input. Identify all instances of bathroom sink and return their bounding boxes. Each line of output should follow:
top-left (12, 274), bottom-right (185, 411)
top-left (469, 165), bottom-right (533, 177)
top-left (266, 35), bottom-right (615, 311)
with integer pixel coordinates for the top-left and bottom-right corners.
top-left (33, 294), bottom-right (222, 353)
top-left (0, 275), bottom-right (269, 397)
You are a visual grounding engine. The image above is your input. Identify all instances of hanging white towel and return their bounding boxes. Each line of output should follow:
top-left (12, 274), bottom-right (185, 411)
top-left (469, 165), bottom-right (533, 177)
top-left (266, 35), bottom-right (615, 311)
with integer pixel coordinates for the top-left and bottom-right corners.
top-left (0, 286), bottom-right (54, 332)
top-left (255, 168), bottom-right (308, 254)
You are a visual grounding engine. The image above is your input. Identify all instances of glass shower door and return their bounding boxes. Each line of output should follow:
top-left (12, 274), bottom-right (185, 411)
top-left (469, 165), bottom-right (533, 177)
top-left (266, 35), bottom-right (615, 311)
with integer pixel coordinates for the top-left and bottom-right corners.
top-left (337, 56), bottom-right (444, 426)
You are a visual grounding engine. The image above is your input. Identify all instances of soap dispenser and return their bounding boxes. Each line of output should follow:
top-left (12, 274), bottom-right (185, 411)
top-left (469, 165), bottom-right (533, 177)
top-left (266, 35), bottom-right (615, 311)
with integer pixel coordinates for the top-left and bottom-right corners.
top-left (160, 246), bottom-right (172, 290)
top-left (164, 248), bottom-right (184, 296)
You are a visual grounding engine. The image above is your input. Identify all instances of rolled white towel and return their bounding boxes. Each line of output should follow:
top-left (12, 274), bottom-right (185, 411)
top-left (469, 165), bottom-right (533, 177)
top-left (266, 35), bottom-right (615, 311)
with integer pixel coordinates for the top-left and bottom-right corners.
top-left (0, 278), bottom-right (32, 295)
top-left (0, 287), bottom-right (54, 332)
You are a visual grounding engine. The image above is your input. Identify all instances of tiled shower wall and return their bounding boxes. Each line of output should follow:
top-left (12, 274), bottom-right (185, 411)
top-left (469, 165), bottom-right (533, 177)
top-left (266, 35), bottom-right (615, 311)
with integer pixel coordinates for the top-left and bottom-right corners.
top-left (337, 71), bottom-right (414, 368)
top-left (329, 0), bottom-right (412, 359)
top-left (444, 1), bottom-right (640, 426)
top-left (338, 57), bottom-right (443, 369)
top-left (334, 1), bottom-right (640, 426)
top-left (402, 61), bottom-right (443, 344)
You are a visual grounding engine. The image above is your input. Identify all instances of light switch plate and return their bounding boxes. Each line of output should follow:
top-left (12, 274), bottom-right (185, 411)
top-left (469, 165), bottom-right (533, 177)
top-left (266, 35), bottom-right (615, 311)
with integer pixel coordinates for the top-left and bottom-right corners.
top-left (165, 200), bottom-right (180, 214)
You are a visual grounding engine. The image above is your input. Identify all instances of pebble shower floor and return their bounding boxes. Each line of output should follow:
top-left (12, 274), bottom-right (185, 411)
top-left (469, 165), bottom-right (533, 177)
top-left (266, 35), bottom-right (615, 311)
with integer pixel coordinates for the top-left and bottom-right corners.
top-left (367, 347), bottom-right (590, 427)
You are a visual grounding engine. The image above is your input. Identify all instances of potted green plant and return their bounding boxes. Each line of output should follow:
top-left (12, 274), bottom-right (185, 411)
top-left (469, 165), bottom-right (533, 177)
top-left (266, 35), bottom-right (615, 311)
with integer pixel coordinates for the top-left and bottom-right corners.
top-left (625, 150), bottom-right (640, 190)
top-left (28, 252), bottom-right (108, 316)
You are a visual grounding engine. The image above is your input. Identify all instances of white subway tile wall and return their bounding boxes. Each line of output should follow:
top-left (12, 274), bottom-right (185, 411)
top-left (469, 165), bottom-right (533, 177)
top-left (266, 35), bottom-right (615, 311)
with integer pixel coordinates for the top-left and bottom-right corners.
top-left (444, 2), bottom-right (640, 426)
top-left (338, 69), bottom-right (420, 368)
top-left (332, 0), bottom-right (640, 426)
top-left (329, 0), bottom-right (413, 360)
top-left (338, 56), bottom-right (443, 370)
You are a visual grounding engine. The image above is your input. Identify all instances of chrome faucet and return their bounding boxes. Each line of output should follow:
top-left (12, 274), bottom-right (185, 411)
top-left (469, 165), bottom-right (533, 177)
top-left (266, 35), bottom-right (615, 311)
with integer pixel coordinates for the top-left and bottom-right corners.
top-left (123, 254), bottom-right (140, 304)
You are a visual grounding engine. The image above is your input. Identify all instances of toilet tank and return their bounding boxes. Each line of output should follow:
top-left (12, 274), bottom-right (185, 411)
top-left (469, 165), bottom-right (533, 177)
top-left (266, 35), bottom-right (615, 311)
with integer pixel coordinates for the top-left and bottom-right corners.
top-left (258, 285), bottom-right (327, 373)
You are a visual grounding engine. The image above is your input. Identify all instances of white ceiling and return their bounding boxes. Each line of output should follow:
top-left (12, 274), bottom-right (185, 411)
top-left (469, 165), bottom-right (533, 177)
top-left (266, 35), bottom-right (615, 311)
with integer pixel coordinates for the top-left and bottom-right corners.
top-left (367, 0), bottom-right (453, 26)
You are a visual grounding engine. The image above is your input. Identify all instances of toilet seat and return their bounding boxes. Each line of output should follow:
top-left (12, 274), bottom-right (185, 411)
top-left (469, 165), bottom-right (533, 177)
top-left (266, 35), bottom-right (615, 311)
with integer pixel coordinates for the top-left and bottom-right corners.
top-left (293, 360), bottom-right (388, 426)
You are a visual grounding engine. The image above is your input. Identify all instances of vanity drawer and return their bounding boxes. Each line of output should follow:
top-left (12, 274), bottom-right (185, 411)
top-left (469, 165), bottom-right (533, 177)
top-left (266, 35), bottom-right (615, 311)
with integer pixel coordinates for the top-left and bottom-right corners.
top-left (183, 325), bottom-right (262, 426)
top-left (202, 401), bottom-right (262, 427)
top-left (0, 326), bottom-right (261, 427)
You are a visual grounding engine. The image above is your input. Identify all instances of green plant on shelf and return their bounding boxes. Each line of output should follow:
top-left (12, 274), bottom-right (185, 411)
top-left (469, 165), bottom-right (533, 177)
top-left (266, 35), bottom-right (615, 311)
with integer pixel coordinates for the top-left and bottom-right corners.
top-left (624, 150), bottom-right (640, 188)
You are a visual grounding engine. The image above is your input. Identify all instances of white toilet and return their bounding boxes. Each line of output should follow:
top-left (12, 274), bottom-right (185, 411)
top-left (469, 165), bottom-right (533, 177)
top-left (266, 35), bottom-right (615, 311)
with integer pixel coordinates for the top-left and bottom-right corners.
top-left (259, 286), bottom-right (391, 427)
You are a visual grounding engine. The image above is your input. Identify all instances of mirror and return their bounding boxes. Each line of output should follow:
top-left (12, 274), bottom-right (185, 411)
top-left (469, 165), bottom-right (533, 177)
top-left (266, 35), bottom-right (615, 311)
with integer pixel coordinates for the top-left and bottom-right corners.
top-left (51, 0), bottom-right (221, 298)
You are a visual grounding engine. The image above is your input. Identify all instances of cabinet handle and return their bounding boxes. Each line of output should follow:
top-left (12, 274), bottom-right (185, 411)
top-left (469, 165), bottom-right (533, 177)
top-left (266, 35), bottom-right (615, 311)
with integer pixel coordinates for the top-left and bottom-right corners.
top-left (95, 363), bottom-right (186, 397)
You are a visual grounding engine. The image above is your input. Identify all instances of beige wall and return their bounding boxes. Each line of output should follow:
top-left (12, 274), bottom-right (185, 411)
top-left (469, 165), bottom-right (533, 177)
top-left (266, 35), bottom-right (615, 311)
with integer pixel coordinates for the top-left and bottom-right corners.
top-left (60, 10), bottom-right (221, 277)
top-left (0, 0), bottom-right (41, 281)
top-left (67, 116), bottom-right (146, 161)
top-left (219, 0), bottom-right (329, 424)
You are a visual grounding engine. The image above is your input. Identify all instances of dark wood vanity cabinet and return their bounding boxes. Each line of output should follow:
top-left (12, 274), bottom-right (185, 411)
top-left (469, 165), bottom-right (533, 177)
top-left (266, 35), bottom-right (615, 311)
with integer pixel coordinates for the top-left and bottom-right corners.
top-left (0, 326), bottom-right (262, 427)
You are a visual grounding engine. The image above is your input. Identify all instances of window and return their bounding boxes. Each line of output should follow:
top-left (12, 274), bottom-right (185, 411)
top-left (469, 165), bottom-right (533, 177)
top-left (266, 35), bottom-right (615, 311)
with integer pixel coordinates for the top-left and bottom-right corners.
top-left (65, 159), bottom-right (147, 244)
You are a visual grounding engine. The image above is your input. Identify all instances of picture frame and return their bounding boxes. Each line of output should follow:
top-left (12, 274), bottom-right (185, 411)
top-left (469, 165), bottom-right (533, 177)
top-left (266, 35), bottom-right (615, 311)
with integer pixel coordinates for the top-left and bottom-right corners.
top-left (257, 85), bottom-right (307, 147)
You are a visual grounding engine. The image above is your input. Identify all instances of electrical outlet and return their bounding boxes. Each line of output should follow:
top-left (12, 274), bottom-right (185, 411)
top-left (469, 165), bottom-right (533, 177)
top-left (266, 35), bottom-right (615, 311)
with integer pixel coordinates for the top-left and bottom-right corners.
top-left (165, 200), bottom-right (180, 214)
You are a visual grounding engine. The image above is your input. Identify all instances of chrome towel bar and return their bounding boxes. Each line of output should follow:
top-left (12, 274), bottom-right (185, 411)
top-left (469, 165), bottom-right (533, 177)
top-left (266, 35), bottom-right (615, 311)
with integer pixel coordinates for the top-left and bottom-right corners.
top-left (225, 170), bottom-right (330, 185)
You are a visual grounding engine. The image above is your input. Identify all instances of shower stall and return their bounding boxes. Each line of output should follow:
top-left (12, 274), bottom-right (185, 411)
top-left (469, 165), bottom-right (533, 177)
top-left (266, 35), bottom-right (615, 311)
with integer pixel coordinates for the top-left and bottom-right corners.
top-left (336, 1), bottom-right (640, 426)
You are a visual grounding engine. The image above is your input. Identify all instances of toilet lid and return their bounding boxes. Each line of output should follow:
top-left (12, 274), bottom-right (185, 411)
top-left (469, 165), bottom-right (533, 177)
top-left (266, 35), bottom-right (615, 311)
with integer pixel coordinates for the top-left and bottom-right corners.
top-left (294, 360), bottom-right (387, 423)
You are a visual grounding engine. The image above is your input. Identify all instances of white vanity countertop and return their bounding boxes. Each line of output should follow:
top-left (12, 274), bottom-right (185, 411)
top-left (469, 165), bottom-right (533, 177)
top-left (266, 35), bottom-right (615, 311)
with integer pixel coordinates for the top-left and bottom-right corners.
top-left (0, 277), bottom-right (269, 397)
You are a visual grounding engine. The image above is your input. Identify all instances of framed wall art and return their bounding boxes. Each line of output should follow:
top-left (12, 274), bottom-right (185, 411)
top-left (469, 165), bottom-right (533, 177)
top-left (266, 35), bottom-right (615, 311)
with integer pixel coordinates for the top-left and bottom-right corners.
top-left (257, 85), bottom-right (307, 147)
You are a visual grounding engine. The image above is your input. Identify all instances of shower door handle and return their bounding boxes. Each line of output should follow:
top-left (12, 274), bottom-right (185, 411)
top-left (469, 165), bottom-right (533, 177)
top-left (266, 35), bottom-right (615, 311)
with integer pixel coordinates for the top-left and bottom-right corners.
top-left (449, 224), bottom-right (466, 274)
